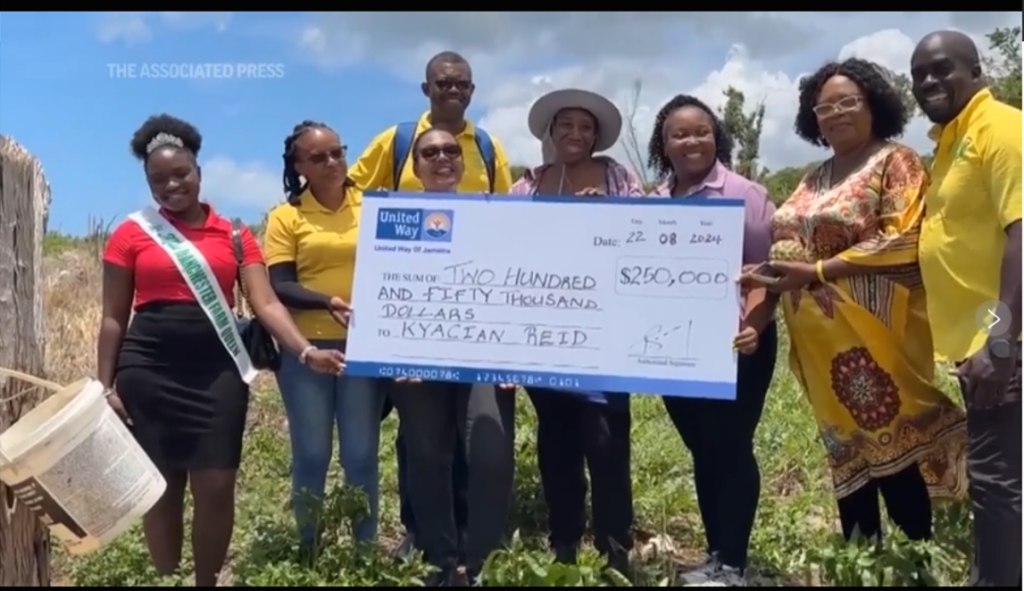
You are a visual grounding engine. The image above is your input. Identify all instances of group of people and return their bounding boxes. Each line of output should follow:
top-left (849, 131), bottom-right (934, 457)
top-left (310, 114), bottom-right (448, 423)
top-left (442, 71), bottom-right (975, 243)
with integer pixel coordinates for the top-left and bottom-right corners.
top-left (97, 29), bottom-right (1020, 587)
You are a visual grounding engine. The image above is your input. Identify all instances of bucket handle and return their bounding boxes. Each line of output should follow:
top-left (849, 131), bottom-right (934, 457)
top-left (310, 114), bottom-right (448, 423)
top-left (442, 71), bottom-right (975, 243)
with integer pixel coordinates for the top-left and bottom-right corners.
top-left (0, 368), bottom-right (63, 393)
top-left (0, 367), bottom-right (62, 454)
top-left (0, 367), bottom-right (64, 517)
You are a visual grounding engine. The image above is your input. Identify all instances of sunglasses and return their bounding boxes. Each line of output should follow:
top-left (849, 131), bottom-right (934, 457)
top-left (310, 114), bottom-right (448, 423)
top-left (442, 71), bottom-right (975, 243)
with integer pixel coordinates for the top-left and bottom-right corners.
top-left (434, 79), bottom-right (472, 92)
top-left (304, 146), bottom-right (346, 165)
top-left (418, 144), bottom-right (462, 160)
top-left (812, 96), bottom-right (862, 117)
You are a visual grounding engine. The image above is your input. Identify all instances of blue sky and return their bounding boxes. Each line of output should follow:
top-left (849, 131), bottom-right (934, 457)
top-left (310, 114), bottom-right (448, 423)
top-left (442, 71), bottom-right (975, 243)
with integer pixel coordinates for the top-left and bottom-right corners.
top-left (2, 12), bottom-right (1016, 235)
top-left (0, 12), bottom-right (498, 234)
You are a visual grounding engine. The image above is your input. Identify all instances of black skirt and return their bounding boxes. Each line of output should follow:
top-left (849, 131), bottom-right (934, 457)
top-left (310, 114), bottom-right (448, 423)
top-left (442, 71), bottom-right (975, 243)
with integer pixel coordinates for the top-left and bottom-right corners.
top-left (116, 303), bottom-right (250, 471)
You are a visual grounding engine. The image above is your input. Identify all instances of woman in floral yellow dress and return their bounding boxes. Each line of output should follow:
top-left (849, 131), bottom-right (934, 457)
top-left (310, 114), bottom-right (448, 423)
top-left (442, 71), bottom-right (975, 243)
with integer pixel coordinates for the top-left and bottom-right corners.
top-left (742, 58), bottom-right (966, 542)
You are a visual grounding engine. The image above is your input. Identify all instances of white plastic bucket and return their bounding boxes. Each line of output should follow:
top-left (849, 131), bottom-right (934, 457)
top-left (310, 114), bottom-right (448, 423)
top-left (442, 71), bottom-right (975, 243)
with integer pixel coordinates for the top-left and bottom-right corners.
top-left (0, 378), bottom-right (166, 555)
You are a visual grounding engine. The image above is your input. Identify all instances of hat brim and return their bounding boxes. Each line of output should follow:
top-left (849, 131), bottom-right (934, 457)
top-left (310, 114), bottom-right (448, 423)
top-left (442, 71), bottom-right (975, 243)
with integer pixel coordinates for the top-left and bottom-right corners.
top-left (528, 89), bottom-right (623, 153)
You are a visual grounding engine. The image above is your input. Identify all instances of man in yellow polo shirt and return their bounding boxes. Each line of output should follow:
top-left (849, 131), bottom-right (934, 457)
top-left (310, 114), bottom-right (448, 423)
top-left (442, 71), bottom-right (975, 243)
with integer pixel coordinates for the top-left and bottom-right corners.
top-left (349, 50), bottom-right (514, 564)
top-left (912, 30), bottom-right (1022, 587)
top-left (348, 50), bottom-right (513, 194)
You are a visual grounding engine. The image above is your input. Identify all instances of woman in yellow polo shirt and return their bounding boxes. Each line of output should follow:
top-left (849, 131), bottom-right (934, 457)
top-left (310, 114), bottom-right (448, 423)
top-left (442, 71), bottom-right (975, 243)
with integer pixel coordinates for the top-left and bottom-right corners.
top-left (263, 120), bottom-right (387, 552)
top-left (390, 128), bottom-right (516, 586)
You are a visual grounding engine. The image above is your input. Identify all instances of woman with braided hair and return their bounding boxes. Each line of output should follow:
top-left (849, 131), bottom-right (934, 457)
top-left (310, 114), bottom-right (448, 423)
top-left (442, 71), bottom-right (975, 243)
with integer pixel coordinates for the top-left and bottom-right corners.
top-left (263, 121), bottom-right (388, 552)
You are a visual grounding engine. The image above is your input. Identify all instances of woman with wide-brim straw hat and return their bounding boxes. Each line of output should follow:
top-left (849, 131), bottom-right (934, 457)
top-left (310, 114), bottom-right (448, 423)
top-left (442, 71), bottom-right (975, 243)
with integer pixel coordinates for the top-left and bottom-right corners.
top-left (513, 88), bottom-right (640, 196)
top-left (510, 88), bottom-right (642, 579)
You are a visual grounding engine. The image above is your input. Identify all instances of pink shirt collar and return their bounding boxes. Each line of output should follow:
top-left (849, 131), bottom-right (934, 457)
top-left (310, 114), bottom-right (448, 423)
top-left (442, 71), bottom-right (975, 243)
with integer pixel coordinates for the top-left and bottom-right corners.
top-left (654, 160), bottom-right (728, 196)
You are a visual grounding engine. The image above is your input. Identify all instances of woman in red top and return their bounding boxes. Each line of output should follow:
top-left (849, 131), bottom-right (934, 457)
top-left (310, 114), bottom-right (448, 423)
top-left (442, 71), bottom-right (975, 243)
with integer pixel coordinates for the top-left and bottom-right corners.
top-left (99, 114), bottom-right (343, 586)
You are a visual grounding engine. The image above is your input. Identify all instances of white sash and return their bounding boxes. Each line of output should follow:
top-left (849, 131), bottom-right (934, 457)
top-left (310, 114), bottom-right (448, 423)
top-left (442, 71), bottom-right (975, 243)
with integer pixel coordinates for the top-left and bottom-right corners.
top-left (128, 207), bottom-right (258, 384)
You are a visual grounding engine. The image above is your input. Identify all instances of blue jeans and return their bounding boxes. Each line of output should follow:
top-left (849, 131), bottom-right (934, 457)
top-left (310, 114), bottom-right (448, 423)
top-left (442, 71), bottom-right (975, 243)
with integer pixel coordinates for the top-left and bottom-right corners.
top-left (276, 339), bottom-right (386, 545)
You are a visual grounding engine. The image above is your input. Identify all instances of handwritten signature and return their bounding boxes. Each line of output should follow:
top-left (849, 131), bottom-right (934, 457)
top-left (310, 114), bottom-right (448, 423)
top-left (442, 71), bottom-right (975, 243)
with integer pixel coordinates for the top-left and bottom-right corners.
top-left (630, 323), bottom-right (690, 356)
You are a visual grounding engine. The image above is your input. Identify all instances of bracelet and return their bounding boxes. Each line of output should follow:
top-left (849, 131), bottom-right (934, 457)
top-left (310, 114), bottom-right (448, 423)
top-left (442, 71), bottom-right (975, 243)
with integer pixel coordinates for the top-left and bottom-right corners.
top-left (102, 387), bottom-right (116, 399)
top-left (298, 345), bottom-right (317, 365)
top-left (815, 260), bottom-right (827, 283)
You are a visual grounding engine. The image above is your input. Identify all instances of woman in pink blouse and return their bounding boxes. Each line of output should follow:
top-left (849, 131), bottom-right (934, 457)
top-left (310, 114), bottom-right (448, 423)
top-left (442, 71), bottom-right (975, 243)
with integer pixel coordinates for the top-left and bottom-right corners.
top-left (646, 94), bottom-right (777, 587)
top-left (510, 88), bottom-right (641, 578)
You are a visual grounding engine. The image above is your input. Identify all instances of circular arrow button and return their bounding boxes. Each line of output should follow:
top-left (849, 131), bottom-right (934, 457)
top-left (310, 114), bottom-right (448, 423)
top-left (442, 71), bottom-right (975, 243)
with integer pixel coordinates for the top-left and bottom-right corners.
top-left (976, 300), bottom-right (1012, 337)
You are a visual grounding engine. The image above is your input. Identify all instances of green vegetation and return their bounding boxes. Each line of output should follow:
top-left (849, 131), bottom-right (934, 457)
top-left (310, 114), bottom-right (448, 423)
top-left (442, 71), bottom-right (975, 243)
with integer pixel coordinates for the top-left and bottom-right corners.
top-left (46, 28), bottom-right (1020, 586)
top-left (46, 230), bottom-right (975, 586)
top-left (58, 362), bottom-right (974, 586)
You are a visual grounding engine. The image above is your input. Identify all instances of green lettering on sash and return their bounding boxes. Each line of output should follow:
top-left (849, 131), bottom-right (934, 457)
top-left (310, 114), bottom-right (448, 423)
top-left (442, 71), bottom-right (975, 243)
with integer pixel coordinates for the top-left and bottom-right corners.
top-left (200, 288), bottom-right (217, 306)
top-left (219, 326), bottom-right (240, 354)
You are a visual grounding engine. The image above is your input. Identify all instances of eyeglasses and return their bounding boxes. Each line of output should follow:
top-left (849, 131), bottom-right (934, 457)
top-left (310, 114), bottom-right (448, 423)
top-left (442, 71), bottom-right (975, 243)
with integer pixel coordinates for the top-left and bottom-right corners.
top-left (434, 79), bottom-right (472, 92)
top-left (304, 146), bottom-right (346, 165)
top-left (812, 96), bottom-right (863, 117)
top-left (418, 144), bottom-right (462, 160)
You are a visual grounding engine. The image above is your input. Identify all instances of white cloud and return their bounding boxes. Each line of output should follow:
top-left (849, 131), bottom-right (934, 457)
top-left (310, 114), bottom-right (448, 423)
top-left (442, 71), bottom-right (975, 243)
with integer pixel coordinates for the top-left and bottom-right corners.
top-left (200, 156), bottom-right (281, 208)
top-left (96, 13), bottom-right (151, 46)
top-left (298, 11), bottom-right (1020, 179)
top-left (158, 12), bottom-right (232, 33)
top-left (96, 12), bottom-right (233, 45)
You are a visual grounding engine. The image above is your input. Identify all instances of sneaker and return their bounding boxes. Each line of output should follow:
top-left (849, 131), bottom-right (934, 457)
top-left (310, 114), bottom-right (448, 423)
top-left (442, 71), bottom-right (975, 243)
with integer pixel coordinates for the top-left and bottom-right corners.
top-left (603, 549), bottom-right (634, 583)
top-left (392, 533), bottom-right (416, 561)
top-left (680, 556), bottom-right (720, 585)
top-left (686, 565), bottom-right (747, 587)
top-left (449, 567), bottom-right (470, 587)
top-left (426, 566), bottom-right (466, 587)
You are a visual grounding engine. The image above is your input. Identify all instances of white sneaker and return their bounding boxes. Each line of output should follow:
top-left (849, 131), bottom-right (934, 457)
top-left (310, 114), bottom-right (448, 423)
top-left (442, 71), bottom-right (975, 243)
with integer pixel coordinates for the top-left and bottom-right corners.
top-left (685, 565), bottom-right (747, 587)
top-left (680, 558), bottom-right (721, 586)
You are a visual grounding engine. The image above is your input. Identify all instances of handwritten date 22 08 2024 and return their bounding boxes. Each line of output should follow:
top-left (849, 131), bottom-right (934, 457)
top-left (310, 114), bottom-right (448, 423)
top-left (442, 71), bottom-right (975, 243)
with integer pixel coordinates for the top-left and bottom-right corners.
top-left (596, 231), bottom-right (723, 247)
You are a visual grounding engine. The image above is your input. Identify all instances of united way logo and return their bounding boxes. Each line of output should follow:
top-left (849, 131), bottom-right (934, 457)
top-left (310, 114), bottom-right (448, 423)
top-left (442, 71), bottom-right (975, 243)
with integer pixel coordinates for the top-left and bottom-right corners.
top-left (375, 207), bottom-right (455, 242)
top-left (422, 210), bottom-right (453, 242)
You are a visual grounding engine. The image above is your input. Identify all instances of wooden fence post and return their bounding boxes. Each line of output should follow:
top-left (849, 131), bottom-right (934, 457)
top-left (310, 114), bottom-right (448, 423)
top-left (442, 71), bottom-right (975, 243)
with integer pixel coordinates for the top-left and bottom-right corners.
top-left (0, 135), bottom-right (53, 586)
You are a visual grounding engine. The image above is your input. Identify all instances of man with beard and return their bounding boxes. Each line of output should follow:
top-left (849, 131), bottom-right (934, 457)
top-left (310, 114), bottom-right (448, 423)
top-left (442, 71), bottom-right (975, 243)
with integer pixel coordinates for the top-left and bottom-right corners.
top-left (911, 30), bottom-right (1022, 587)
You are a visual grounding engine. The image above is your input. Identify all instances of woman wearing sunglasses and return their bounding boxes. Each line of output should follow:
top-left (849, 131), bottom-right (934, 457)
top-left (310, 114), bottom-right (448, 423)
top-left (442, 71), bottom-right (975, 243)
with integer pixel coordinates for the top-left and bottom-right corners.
top-left (388, 127), bottom-right (517, 586)
top-left (263, 121), bottom-right (388, 554)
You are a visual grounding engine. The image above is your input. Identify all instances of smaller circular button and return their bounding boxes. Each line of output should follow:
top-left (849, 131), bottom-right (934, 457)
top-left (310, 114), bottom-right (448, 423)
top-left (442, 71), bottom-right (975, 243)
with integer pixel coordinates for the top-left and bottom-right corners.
top-left (976, 300), bottom-right (1012, 337)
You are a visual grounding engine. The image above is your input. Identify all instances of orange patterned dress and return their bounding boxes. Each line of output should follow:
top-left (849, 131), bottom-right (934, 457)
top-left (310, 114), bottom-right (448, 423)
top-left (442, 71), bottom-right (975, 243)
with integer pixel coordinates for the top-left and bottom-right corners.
top-left (771, 143), bottom-right (967, 500)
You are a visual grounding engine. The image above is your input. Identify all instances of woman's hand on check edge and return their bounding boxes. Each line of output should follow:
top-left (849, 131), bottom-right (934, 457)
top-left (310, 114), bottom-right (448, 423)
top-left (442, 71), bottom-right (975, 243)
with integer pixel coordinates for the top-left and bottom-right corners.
top-left (736, 263), bottom-right (761, 294)
top-left (329, 296), bottom-right (352, 327)
top-left (762, 261), bottom-right (816, 293)
top-left (576, 187), bottom-right (605, 196)
top-left (737, 261), bottom-right (814, 293)
top-left (497, 383), bottom-right (517, 391)
top-left (733, 325), bottom-right (759, 355)
top-left (307, 349), bottom-right (345, 375)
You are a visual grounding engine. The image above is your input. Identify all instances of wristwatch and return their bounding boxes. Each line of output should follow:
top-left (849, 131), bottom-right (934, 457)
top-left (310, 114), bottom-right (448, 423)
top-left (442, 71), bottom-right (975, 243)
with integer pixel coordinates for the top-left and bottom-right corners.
top-left (986, 337), bottom-right (1017, 359)
top-left (298, 345), bottom-right (318, 364)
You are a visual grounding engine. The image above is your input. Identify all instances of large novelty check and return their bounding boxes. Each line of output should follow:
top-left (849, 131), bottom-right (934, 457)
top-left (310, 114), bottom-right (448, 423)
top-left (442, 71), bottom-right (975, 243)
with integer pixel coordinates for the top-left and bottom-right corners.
top-left (345, 193), bottom-right (745, 399)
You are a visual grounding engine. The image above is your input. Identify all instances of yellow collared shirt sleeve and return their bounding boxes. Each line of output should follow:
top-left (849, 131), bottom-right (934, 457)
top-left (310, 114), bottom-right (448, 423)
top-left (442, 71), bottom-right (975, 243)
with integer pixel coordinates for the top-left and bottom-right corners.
top-left (490, 136), bottom-right (514, 194)
top-left (981, 120), bottom-right (1023, 229)
top-left (262, 205), bottom-right (297, 266)
top-left (348, 126), bottom-right (397, 191)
